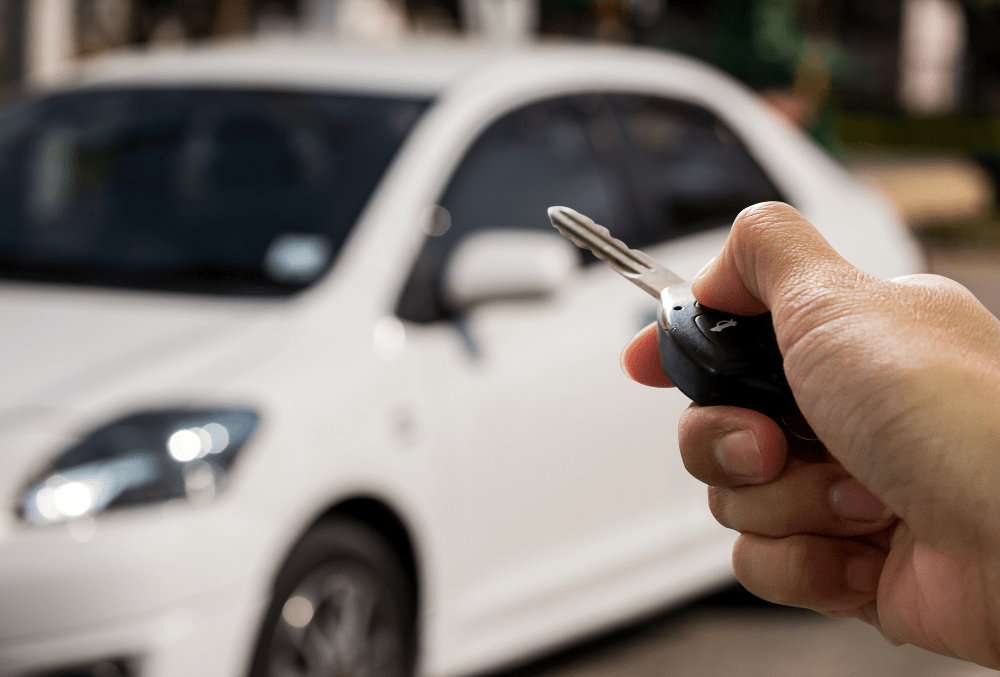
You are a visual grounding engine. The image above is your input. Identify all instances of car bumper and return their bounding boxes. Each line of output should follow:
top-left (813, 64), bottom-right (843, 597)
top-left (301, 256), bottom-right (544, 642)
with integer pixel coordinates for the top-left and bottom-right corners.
top-left (0, 502), bottom-right (276, 677)
top-left (1, 580), bottom-right (265, 677)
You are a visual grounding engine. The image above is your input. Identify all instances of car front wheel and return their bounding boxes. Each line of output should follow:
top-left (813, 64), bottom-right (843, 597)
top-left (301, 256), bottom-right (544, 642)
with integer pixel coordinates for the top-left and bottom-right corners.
top-left (250, 518), bottom-right (416, 677)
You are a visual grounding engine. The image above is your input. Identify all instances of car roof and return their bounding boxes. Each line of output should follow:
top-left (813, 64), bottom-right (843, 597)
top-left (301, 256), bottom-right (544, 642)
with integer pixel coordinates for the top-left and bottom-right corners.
top-left (55, 38), bottom-right (711, 99)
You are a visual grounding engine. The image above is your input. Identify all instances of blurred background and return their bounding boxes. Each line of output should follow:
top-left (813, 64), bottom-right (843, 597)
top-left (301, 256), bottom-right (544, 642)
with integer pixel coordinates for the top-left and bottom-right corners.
top-left (2, 1), bottom-right (1000, 676)
top-left (4, 0), bottom-right (1000, 287)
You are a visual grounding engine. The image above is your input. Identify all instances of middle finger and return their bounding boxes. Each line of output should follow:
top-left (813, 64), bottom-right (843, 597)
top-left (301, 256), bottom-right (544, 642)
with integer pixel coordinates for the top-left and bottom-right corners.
top-left (708, 459), bottom-right (896, 538)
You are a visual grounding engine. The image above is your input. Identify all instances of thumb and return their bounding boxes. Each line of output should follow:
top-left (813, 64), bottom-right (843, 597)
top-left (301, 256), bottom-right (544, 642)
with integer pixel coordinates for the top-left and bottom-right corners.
top-left (691, 202), bottom-right (856, 322)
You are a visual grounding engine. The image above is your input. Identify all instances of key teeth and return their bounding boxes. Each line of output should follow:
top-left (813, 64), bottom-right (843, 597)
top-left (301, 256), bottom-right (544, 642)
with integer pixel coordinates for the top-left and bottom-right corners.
top-left (548, 205), bottom-right (652, 274)
top-left (557, 230), bottom-right (594, 252)
top-left (548, 206), bottom-right (587, 238)
top-left (549, 207), bottom-right (593, 251)
top-left (548, 205), bottom-right (685, 297)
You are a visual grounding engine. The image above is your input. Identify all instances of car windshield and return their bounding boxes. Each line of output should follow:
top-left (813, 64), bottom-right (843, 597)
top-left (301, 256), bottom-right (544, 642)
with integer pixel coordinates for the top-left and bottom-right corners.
top-left (0, 89), bottom-right (429, 295)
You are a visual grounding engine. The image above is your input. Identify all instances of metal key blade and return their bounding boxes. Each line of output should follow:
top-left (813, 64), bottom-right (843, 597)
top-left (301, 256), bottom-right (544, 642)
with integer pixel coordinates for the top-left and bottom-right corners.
top-left (548, 206), bottom-right (684, 298)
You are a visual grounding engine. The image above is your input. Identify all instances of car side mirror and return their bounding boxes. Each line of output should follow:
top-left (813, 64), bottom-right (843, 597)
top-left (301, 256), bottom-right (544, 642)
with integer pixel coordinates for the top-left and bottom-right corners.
top-left (441, 229), bottom-right (579, 312)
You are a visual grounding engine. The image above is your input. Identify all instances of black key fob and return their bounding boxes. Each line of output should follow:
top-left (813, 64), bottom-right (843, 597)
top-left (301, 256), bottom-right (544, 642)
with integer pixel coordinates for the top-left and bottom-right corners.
top-left (547, 205), bottom-right (815, 440)
top-left (657, 283), bottom-right (800, 420)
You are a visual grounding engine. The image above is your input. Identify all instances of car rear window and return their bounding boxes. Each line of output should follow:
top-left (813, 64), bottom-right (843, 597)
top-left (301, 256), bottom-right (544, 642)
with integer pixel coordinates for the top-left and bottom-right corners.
top-left (0, 89), bottom-right (429, 295)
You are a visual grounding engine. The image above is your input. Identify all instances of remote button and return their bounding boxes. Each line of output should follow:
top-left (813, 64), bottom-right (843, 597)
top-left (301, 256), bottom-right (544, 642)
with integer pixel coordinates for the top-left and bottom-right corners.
top-left (695, 313), bottom-right (742, 346)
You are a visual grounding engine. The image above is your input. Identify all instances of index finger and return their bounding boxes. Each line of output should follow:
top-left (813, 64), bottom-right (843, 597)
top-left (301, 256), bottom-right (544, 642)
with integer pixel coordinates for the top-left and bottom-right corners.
top-left (621, 322), bottom-right (674, 388)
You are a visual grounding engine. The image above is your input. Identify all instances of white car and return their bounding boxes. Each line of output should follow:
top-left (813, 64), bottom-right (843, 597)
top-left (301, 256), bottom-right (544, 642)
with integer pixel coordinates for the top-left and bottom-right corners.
top-left (0, 40), bottom-right (921, 677)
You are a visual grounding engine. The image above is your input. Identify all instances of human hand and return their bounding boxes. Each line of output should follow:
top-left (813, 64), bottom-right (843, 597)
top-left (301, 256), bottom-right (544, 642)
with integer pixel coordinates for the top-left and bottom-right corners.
top-left (621, 202), bottom-right (1000, 668)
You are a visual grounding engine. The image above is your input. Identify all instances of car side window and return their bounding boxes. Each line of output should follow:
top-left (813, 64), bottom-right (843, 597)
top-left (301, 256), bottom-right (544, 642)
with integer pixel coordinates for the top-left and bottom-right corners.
top-left (396, 95), bottom-right (628, 323)
top-left (610, 94), bottom-right (785, 243)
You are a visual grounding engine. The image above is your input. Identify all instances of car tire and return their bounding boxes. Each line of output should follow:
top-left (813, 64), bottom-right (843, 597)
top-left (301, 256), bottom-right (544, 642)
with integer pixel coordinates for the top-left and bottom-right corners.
top-left (249, 517), bottom-right (417, 677)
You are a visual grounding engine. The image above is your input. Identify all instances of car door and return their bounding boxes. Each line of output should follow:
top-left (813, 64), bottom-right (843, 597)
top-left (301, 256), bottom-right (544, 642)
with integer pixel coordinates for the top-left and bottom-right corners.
top-left (397, 90), bottom-right (791, 633)
top-left (397, 94), bottom-right (694, 625)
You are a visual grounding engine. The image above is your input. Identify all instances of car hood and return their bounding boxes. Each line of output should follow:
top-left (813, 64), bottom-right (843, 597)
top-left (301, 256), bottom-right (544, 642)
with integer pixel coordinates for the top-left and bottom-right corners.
top-left (0, 284), bottom-right (286, 427)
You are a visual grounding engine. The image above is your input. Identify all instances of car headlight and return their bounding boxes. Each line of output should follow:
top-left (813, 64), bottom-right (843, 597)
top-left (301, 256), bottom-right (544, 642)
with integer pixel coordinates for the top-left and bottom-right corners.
top-left (20, 408), bottom-right (260, 525)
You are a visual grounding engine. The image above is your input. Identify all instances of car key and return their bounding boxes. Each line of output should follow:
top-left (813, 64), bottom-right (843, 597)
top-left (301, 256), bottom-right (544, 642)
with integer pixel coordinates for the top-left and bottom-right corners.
top-left (548, 206), bottom-right (810, 432)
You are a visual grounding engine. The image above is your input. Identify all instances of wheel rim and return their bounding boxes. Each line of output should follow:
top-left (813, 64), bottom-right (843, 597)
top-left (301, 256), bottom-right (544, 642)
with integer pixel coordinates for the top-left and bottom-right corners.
top-left (267, 561), bottom-right (406, 677)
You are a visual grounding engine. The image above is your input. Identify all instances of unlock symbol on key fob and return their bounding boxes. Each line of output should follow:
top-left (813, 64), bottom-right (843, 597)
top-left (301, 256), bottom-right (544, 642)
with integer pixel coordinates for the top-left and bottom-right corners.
top-left (710, 319), bottom-right (738, 332)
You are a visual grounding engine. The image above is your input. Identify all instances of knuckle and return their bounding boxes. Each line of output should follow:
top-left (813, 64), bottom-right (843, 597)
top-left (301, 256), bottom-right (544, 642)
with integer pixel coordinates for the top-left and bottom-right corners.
top-left (677, 403), bottom-right (707, 440)
top-left (677, 413), bottom-right (714, 477)
top-left (732, 201), bottom-right (799, 233)
top-left (678, 441), bottom-right (706, 480)
top-left (734, 535), bottom-right (841, 610)
top-left (676, 413), bottom-right (696, 452)
top-left (707, 486), bottom-right (733, 527)
top-left (779, 537), bottom-right (815, 604)
top-left (765, 481), bottom-right (800, 535)
top-left (731, 534), bottom-right (781, 603)
top-left (731, 534), bottom-right (754, 579)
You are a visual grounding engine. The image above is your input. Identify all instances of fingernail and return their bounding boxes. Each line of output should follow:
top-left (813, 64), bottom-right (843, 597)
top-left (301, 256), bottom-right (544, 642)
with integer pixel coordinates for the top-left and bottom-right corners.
top-left (829, 478), bottom-right (893, 522)
top-left (845, 555), bottom-right (883, 593)
top-left (712, 430), bottom-right (762, 479)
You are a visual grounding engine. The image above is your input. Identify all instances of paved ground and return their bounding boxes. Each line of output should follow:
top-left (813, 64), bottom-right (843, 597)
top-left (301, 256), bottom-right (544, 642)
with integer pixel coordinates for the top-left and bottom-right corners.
top-left (488, 196), bottom-right (1000, 677)
top-left (489, 586), bottom-right (995, 677)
